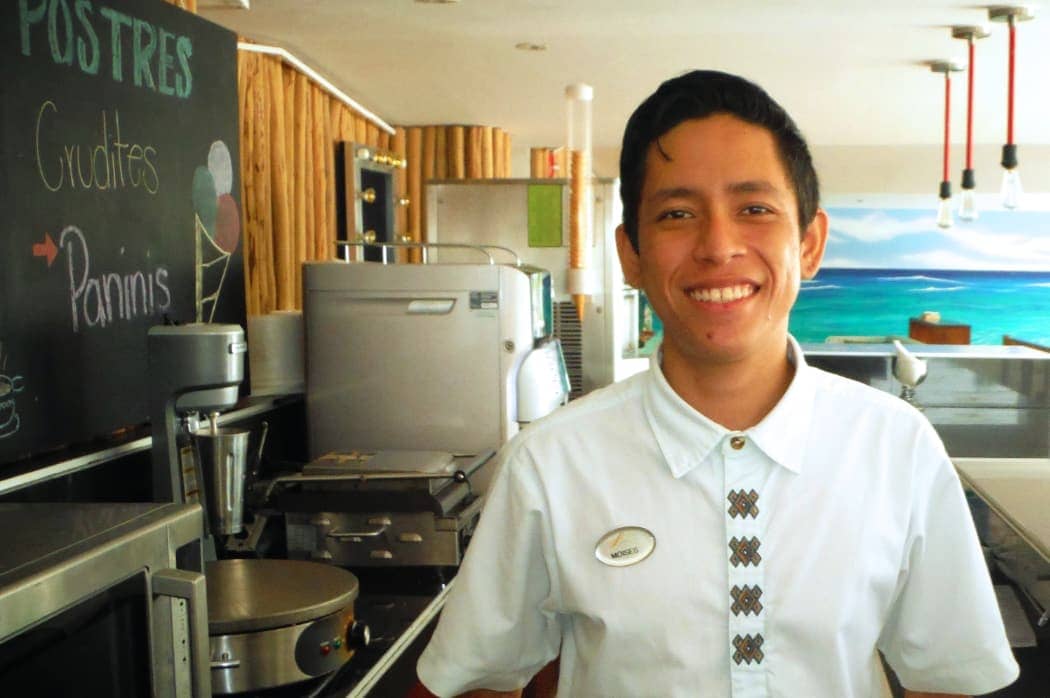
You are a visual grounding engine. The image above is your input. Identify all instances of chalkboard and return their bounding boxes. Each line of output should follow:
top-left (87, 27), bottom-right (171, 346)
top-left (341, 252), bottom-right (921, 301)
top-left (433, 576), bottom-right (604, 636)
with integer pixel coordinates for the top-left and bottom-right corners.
top-left (0, 0), bottom-right (245, 465)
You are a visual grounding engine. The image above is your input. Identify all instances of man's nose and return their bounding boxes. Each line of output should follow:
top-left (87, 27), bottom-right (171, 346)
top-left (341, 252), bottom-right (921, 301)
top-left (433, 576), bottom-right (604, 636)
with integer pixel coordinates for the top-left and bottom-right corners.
top-left (692, 212), bottom-right (745, 265)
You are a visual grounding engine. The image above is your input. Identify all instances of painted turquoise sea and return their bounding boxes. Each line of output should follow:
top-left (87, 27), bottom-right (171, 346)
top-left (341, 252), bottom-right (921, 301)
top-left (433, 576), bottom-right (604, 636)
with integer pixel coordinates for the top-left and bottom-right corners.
top-left (790, 268), bottom-right (1050, 345)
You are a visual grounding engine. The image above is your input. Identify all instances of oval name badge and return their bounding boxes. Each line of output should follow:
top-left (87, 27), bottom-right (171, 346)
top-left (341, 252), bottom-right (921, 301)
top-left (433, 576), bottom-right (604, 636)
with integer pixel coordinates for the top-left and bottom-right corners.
top-left (595, 526), bottom-right (656, 567)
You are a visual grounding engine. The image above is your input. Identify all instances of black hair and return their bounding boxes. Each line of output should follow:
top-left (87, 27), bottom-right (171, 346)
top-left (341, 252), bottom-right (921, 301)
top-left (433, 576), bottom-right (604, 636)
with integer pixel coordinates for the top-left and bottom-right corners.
top-left (619, 70), bottom-right (820, 251)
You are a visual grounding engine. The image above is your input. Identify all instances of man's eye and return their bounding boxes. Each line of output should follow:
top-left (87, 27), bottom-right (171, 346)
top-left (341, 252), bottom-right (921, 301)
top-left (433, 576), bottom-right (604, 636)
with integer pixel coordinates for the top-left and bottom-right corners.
top-left (658, 209), bottom-right (692, 220)
top-left (741, 205), bottom-right (773, 215)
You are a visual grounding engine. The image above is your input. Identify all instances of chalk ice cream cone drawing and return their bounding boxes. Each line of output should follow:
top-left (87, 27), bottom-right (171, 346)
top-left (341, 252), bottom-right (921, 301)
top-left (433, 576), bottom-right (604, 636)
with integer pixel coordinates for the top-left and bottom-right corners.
top-left (193, 141), bottom-right (240, 322)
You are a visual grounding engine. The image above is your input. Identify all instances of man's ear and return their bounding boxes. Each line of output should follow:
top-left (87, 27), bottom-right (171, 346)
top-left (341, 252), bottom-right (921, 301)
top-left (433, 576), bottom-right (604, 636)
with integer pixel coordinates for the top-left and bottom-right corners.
top-left (616, 224), bottom-right (642, 288)
top-left (800, 209), bottom-right (829, 280)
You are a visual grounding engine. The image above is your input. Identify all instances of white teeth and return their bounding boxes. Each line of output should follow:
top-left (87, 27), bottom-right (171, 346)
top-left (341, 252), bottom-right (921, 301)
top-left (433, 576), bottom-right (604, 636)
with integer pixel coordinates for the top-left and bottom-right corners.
top-left (689, 284), bottom-right (755, 303)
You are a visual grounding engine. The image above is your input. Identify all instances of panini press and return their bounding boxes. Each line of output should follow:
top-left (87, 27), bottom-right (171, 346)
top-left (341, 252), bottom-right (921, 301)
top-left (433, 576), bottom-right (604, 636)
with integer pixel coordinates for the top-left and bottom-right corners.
top-left (265, 449), bottom-right (495, 568)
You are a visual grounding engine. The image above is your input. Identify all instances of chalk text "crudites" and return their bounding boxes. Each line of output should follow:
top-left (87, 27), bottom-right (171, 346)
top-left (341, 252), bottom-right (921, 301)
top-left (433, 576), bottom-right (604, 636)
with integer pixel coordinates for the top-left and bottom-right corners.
top-left (36, 100), bottom-right (159, 194)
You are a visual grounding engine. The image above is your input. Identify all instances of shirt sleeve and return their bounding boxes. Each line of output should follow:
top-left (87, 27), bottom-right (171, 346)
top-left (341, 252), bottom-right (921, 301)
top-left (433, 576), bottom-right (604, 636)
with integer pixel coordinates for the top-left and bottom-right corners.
top-left (877, 417), bottom-right (1019, 695)
top-left (417, 441), bottom-right (562, 697)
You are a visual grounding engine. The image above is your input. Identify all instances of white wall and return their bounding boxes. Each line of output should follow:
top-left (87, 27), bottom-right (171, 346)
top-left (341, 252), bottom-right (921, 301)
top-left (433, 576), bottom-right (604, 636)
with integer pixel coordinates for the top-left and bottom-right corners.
top-left (813, 144), bottom-right (1050, 196)
top-left (511, 143), bottom-right (1050, 198)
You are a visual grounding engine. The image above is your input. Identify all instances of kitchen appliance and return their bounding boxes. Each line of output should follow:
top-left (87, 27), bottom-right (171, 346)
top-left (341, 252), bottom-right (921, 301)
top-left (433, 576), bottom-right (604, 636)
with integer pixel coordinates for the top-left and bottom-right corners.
top-left (206, 558), bottom-right (369, 694)
top-left (147, 323), bottom-right (368, 694)
top-left (263, 449), bottom-right (495, 568)
top-left (193, 417), bottom-right (250, 536)
top-left (247, 310), bottom-right (306, 395)
top-left (0, 502), bottom-right (210, 698)
top-left (148, 323), bottom-right (247, 509)
top-left (427, 178), bottom-right (649, 399)
top-left (303, 256), bottom-right (570, 457)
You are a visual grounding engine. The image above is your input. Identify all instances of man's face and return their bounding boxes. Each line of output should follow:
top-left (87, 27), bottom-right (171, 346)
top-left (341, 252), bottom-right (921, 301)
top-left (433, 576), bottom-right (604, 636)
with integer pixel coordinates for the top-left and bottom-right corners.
top-left (617, 114), bottom-right (827, 370)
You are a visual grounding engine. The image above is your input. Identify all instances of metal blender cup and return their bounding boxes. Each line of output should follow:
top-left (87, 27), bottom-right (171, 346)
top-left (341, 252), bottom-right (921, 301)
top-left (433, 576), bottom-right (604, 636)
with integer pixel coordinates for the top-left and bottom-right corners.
top-left (193, 416), bottom-right (249, 535)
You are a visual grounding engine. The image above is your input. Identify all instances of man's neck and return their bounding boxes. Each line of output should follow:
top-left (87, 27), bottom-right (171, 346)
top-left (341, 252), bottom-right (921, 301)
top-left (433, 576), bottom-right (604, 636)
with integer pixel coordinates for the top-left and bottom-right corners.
top-left (660, 341), bottom-right (795, 432)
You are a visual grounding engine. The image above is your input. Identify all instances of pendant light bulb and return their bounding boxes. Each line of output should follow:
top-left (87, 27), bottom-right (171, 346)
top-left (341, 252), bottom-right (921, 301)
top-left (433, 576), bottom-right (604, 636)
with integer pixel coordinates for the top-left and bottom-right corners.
top-left (936, 196), bottom-right (954, 229)
top-left (1001, 168), bottom-right (1023, 209)
top-left (931, 60), bottom-right (962, 231)
top-left (958, 168), bottom-right (978, 221)
top-left (958, 188), bottom-right (978, 221)
top-left (936, 180), bottom-right (953, 229)
top-left (988, 7), bottom-right (1035, 211)
top-left (951, 27), bottom-right (990, 224)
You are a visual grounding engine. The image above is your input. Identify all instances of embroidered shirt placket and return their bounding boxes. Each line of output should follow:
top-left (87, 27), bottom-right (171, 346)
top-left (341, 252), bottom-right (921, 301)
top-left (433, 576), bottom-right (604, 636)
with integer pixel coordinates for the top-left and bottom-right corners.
top-left (723, 433), bottom-right (767, 698)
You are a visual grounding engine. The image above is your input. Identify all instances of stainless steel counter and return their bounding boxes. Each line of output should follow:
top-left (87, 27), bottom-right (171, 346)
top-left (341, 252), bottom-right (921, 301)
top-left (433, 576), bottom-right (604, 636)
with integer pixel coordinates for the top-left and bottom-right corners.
top-left (803, 343), bottom-right (1049, 457)
top-left (955, 457), bottom-right (1050, 631)
top-left (954, 458), bottom-right (1050, 563)
top-left (803, 343), bottom-right (1047, 359)
top-left (0, 394), bottom-right (299, 497)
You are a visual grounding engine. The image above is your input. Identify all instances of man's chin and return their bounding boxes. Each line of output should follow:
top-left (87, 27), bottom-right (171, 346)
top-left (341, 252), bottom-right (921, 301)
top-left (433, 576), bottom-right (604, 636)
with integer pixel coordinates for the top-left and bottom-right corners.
top-left (664, 328), bottom-right (789, 367)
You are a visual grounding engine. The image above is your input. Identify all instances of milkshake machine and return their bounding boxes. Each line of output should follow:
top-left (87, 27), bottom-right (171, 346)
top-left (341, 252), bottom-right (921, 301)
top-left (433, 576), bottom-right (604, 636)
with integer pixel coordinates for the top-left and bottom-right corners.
top-left (147, 324), bottom-right (370, 695)
top-left (148, 324), bottom-right (248, 533)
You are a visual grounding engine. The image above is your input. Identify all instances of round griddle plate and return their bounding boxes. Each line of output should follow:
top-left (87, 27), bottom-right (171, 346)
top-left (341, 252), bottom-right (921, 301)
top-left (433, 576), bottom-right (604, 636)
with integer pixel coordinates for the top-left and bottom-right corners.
top-left (206, 559), bottom-right (359, 635)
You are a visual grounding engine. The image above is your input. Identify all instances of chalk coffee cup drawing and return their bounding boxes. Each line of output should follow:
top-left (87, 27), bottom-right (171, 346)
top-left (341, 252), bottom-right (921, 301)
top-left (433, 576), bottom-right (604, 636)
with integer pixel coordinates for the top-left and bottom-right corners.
top-left (0, 373), bottom-right (25, 439)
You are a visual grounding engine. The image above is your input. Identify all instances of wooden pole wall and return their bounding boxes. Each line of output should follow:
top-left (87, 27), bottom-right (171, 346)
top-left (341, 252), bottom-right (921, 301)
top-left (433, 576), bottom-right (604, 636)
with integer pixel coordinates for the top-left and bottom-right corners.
top-left (448, 127), bottom-right (466, 179)
top-left (393, 127), bottom-right (408, 251)
top-left (267, 59), bottom-right (293, 310)
top-left (396, 124), bottom-right (512, 249)
top-left (164, 0), bottom-right (197, 13)
top-left (236, 50), bottom-right (400, 315)
top-left (406, 127), bottom-right (423, 255)
top-left (529, 147), bottom-right (567, 178)
top-left (236, 45), bottom-right (514, 315)
top-left (435, 128), bottom-right (448, 180)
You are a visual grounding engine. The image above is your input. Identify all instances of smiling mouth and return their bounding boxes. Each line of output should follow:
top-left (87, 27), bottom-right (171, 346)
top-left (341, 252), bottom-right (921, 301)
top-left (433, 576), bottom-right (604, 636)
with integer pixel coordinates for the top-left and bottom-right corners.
top-left (688, 284), bottom-right (757, 304)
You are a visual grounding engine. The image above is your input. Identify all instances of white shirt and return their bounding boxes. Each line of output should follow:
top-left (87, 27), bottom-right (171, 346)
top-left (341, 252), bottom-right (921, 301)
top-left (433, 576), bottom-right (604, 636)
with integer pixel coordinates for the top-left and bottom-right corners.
top-left (417, 338), bottom-right (1018, 697)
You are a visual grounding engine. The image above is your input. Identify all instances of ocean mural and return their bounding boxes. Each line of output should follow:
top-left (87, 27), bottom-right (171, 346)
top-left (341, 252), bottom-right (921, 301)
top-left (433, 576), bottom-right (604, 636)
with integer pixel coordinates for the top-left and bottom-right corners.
top-left (790, 206), bottom-right (1050, 345)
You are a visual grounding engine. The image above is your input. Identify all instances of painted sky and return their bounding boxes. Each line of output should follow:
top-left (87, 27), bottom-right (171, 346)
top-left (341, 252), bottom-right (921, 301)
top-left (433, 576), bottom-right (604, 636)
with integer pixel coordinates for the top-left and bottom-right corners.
top-left (823, 207), bottom-right (1050, 271)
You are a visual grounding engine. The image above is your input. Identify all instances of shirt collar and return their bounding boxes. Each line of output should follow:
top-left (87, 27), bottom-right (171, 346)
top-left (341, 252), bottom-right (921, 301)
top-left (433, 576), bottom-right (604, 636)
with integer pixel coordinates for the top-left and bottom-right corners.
top-left (641, 335), bottom-right (816, 478)
top-left (749, 336), bottom-right (815, 475)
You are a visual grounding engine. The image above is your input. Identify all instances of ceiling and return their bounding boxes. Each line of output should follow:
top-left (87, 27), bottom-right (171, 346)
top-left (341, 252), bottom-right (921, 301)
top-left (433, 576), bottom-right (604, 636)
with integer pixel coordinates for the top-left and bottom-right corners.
top-left (199, 1), bottom-right (1050, 161)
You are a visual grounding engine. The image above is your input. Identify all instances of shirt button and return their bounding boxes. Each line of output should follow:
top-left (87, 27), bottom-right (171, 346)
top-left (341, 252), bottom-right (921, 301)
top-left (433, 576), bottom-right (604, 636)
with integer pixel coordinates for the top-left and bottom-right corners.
top-left (730, 436), bottom-right (746, 450)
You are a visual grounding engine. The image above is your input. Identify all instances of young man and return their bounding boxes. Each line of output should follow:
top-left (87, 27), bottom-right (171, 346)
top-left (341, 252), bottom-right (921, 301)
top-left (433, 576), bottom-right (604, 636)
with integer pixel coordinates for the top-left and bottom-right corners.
top-left (417, 71), bottom-right (1018, 697)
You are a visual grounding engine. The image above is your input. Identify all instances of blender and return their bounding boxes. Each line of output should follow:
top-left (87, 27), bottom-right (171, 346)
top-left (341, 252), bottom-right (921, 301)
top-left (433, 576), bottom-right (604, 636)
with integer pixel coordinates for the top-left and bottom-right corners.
top-left (148, 323), bottom-right (249, 546)
top-left (147, 323), bottom-right (369, 694)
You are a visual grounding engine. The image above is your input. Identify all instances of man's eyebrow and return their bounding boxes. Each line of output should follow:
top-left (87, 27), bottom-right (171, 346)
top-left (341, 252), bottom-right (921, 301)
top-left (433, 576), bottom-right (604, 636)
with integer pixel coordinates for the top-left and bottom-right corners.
top-left (645, 186), bottom-right (698, 203)
top-left (645, 181), bottom-right (785, 202)
top-left (727, 180), bottom-right (781, 195)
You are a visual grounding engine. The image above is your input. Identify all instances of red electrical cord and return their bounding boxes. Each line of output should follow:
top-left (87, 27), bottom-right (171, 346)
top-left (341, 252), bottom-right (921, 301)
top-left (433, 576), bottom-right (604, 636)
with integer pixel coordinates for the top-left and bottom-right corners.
top-left (943, 71), bottom-right (951, 183)
top-left (966, 38), bottom-right (975, 170)
top-left (1007, 16), bottom-right (1016, 146)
